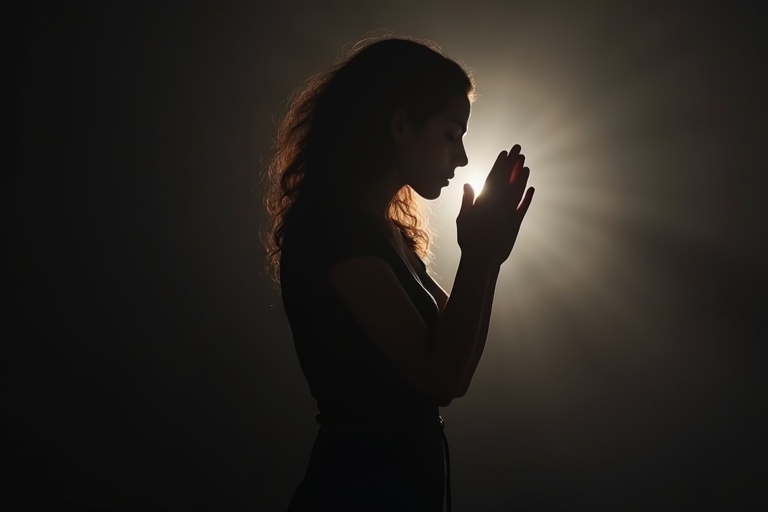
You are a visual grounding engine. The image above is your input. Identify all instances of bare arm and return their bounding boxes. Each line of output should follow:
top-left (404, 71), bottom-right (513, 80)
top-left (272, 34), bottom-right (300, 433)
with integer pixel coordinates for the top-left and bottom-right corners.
top-left (419, 262), bottom-right (495, 398)
top-left (328, 146), bottom-right (533, 407)
top-left (454, 264), bottom-right (500, 398)
top-left (328, 253), bottom-right (498, 407)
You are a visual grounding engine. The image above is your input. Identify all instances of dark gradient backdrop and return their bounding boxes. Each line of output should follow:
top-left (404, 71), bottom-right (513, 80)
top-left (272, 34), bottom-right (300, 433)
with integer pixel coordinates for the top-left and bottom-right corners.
top-left (8, 1), bottom-right (768, 510)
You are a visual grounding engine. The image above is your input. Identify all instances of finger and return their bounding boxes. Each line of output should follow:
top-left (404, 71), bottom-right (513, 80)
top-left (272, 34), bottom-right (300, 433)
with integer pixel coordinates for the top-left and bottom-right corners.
top-left (516, 186), bottom-right (535, 219)
top-left (461, 183), bottom-right (475, 212)
top-left (497, 145), bottom-right (522, 186)
top-left (486, 145), bottom-right (521, 188)
top-left (511, 164), bottom-right (530, 197)
top-left (484, 150), bottom-right (508, 188)
top-left (507, 166), bottom-right (530, 215)
top-left (509, 154), bottom-right (526, 184)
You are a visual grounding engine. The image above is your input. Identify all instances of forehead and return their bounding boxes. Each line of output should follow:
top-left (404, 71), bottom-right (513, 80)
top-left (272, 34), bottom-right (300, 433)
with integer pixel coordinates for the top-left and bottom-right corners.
top-left (434, 95), bottom-right (471, 125)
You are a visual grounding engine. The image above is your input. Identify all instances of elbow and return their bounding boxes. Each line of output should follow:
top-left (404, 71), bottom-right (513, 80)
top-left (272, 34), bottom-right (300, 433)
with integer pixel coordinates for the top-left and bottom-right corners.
top-left (437, 370), bottom-right (474, 405)
top-left (426, 384), bottom-right (454, 407)
top-left (443, 374), bottom-right (468, 402)
top-left (436, 382), bottom-right (463, 407)
top-left (424, 360), bottom-right (466, 407)
top-left (454, 379), bottom-right (470, 399)
top-left (429, 383), bottom-right (456, 407)
top-left (439, 383), bottom-right (469, 405)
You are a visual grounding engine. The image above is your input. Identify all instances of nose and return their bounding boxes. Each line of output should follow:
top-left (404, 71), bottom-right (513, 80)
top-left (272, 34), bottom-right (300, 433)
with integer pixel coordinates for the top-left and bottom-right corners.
top-left (455, 143), bottom-right (468, 168)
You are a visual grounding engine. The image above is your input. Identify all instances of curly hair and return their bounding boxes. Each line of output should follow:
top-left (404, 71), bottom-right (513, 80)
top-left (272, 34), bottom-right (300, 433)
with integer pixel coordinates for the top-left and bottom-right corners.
top-left (262, 34), bottom-right (474, 287)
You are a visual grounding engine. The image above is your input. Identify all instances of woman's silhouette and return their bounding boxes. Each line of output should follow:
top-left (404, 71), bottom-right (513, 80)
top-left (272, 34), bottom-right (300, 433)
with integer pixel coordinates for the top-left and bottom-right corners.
top-left (264, 35), bottom-right (534, 512)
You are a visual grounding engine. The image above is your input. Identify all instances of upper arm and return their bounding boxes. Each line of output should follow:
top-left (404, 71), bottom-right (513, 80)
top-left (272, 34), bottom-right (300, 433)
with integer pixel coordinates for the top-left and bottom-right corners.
top-left (326, 256), bottom-right (451, 406)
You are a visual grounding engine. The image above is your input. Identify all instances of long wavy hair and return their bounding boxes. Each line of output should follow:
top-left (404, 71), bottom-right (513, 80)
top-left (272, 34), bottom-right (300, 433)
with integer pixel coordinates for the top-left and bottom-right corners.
top-left (262, 34), bottom-right (474, 287)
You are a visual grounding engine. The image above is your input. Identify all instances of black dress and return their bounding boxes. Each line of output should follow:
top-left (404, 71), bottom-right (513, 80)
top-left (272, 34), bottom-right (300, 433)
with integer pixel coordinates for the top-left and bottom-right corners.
top-left (281, 200), bottom-right (449, 511)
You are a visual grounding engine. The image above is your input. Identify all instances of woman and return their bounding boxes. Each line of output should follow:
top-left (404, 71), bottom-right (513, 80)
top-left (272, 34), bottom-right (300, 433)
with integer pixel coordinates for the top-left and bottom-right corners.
top-left (264, 35), bottom-right (534, 511)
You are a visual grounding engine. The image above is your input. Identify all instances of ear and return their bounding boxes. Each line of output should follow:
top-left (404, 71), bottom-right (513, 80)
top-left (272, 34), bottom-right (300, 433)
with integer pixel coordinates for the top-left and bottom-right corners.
top-left (390, 109), bottom-right (410, 145)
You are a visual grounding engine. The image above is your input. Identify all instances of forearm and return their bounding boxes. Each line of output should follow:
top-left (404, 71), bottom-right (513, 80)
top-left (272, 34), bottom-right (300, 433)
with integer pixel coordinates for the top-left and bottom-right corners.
top-left (454, 264), bottom-right (499, 397)
top-left (429, 253), bottom-right (500, 400)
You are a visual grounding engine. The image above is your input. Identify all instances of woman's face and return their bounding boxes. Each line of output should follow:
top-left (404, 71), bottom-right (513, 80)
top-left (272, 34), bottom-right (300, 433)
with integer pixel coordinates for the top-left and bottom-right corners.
top-left (392, 95), bottom-right (471, 200)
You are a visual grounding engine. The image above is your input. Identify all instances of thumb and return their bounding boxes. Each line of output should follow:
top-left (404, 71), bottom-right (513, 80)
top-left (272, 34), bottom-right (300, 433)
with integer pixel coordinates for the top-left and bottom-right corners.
top-left (460, 183), bottom-right (475, 212)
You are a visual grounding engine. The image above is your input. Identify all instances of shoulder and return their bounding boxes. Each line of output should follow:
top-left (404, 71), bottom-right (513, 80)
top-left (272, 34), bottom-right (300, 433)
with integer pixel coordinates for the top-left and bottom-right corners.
top-left (326, 255), bottom-right (415, 320)
top-left (324, 253), bottom-right (449, 405)
top-left (281, 201), bottom-right (388, 278)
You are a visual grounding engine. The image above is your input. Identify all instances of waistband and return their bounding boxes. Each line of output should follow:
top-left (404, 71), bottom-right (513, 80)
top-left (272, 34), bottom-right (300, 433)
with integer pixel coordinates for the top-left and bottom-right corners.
top-left (315, 410), bottom-right (445, 432)
top-left (313, 410), bottom-right (452, 511)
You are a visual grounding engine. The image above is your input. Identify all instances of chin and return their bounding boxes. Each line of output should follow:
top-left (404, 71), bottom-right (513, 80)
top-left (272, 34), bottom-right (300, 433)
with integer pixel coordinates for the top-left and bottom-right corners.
top-left (413, 187), bottom-right (442, 201)
top-left (410, 181), bottom-right (446, 201)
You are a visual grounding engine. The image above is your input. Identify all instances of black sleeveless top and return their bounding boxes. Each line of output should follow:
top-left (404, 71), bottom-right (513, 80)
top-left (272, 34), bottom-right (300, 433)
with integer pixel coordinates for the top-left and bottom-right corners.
top-left (281, 200), bottom-right (448, 511)
top-left (280, 201), bottom-right (441, 421)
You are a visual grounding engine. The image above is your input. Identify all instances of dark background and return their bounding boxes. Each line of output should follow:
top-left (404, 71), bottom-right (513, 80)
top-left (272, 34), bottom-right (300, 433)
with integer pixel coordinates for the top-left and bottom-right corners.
top-left (7, 1), bottom-right (768, 510)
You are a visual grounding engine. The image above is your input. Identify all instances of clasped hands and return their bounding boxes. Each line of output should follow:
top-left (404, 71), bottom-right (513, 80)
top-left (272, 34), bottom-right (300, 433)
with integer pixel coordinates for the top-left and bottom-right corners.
top-left (456, 144), bottom-right (535, 266)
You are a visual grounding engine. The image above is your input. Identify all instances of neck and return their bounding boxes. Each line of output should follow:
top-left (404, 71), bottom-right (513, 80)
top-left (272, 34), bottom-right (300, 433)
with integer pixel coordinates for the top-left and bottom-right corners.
top-left (348, 170), bottom-right (403, 221)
